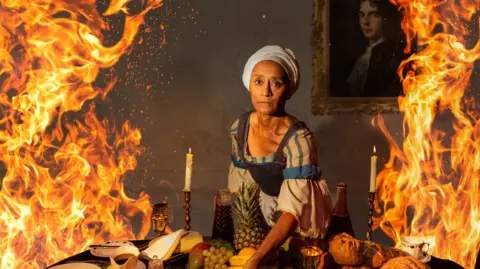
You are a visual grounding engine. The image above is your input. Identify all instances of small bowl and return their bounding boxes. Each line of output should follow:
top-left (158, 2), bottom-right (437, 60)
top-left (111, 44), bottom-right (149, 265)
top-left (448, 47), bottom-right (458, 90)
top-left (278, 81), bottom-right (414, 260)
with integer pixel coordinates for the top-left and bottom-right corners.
top-left (300, 246), bottom-right (323, 269)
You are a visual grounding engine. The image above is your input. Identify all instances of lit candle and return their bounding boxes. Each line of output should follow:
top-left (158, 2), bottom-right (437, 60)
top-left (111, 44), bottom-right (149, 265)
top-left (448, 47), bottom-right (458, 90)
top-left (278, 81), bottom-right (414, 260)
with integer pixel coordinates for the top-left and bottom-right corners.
top-left (184, 147), bottom-right (193, 191)
top-left (370, 146), bottom-right (377, 193)
top-left (301, 246), bottom-right (322, 256)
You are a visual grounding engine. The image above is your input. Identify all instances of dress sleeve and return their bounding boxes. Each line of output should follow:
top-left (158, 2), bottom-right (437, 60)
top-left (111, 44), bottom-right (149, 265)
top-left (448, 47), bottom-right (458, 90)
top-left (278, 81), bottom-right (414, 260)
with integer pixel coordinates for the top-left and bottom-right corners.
top-left (276, 128), bottom-right (333, 239)
top-left (227, 119), bottom-right (254, 193)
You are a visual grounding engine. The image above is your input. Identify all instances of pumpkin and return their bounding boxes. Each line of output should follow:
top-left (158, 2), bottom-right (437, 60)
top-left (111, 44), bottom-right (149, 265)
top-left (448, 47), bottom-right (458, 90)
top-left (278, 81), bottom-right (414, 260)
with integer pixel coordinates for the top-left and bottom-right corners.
top-left (380, 256), bottom-right (430, 269)
top-left (341, 266), bottom-right (370, 269)
top-left (328, 233), bottom-right (364, 266)
top-left (362, 241), bottom-right (386, 268)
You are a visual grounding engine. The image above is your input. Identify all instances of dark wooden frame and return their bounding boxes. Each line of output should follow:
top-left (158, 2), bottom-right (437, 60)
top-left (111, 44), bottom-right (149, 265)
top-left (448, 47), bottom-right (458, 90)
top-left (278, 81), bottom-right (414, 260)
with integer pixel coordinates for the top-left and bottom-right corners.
top-left (310, 0), bottom-right (402, 115)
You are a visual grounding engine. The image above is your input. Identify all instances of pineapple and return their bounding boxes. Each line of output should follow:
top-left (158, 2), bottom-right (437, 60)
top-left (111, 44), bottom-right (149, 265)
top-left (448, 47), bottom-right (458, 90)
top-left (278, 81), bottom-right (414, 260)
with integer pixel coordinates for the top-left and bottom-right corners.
top-left (232, 183), bottom-right (266, 251)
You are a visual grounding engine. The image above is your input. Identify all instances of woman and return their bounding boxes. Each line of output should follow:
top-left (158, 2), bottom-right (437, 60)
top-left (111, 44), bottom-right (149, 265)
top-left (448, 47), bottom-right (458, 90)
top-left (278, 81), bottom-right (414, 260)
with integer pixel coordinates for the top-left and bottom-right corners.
top-left (228, 45), bottom-right (333, 268)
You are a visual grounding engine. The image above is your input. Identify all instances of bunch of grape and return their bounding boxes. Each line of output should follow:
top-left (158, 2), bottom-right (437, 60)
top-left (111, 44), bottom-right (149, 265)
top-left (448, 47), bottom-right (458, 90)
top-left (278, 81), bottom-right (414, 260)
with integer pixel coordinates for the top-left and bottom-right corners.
top-left (202, 246), bottom-right (234, 269)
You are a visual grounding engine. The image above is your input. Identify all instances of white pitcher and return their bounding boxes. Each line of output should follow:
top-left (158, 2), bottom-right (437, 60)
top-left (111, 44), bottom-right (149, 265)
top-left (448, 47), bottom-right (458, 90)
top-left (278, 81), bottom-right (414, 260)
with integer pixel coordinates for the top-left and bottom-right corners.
top-left (397, 236), bottom-right (430, 259)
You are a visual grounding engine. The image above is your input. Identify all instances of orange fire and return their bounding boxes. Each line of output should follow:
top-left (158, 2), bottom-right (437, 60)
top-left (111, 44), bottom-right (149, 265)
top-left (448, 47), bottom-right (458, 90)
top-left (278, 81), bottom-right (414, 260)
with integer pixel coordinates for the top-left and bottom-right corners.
top-left (373, 0), bottom-right (479, 268)
top-left (0, 0), bottom-right (162, 267)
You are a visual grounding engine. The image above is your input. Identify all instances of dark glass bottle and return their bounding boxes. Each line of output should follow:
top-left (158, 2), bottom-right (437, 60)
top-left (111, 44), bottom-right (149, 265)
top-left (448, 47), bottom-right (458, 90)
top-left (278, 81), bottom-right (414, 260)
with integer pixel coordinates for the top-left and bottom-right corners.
top-left (326, 183), bottom-right (355, 240)
top-left (211, 189), bottom-right (235, 243)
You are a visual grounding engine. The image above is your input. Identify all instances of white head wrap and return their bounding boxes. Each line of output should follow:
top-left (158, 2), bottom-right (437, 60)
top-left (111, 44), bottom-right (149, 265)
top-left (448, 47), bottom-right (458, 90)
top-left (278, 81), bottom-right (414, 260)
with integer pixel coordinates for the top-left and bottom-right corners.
top-left (242, 45), bottom-right (300, 97)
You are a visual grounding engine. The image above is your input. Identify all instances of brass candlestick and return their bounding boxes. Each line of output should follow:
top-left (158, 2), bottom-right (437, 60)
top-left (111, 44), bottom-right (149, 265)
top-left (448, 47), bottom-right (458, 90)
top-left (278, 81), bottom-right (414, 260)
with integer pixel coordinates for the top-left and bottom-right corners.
top-left (184, 190), bottom-right (192, 231)
top-left (366, 191), bottom-right (375, 241)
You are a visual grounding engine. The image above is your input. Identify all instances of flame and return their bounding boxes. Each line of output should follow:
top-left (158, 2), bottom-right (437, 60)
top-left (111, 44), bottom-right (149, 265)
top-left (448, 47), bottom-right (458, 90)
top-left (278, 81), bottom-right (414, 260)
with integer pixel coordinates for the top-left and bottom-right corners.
top-left (373, 0), bottom-right (480, 267)
top-left (0, 0), bottom-right (163, 267)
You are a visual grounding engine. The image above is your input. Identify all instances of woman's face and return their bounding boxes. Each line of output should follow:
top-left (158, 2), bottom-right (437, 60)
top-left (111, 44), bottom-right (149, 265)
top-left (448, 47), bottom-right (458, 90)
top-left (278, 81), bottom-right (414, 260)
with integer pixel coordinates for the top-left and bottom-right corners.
top-left (249, 60), bottom-right (289, 116)
top-left (359, 1), bottom-right (383, 40)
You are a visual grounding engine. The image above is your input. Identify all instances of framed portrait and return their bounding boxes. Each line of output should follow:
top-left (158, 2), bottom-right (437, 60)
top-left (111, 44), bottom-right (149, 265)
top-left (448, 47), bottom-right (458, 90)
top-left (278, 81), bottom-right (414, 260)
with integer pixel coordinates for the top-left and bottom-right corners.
top-left (311, 0), bottom-right (414, 115)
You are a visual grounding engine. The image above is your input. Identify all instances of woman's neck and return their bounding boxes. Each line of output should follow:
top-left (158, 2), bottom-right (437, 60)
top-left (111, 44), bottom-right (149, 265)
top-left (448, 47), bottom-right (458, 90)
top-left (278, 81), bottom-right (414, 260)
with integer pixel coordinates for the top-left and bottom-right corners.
top-left (253, 111), bottom-right (287, 136)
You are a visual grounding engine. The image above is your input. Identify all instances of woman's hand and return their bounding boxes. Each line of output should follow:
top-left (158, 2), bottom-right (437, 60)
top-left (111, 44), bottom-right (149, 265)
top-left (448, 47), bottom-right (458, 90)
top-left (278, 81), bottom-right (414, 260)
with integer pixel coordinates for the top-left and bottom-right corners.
top-left (243, 254), bottom-right (262, 269)
top-left (243, 212), bottom-right (297, 268)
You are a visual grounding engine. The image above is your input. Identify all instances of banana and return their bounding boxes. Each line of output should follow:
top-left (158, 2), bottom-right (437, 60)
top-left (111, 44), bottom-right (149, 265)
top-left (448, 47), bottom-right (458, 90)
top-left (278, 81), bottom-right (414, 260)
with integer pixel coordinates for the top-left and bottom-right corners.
top-left (228, 254), bottom-right (253, 266)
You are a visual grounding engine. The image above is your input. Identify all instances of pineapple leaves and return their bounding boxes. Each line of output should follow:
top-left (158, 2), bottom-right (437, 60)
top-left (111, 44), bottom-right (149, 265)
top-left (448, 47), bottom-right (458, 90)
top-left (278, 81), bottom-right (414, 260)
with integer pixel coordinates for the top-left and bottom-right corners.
top-left (232, 182), bottom-right (263, 228)
top-left (232, 182), bottom-right (266, 250)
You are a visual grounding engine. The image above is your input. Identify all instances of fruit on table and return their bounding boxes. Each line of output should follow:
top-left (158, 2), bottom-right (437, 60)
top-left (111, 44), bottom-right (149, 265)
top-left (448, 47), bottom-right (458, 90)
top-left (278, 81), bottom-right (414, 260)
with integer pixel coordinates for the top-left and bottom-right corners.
top-left (229, 253), bottom-right (254, 267)
top-left (209, 239), bottom-right (235, 253)
top-left (232, 183), bottom-right (266, 251)
top-left (203, 245), bottom-right (234, 269)
top-left (228, 248), bottom-right (257, 267)
top-left (238, 247), bottom-right (256, 255)
top-left (186, 242), bottom-right (212, 269)
top-left (280, 236), bottom-right (293, 252)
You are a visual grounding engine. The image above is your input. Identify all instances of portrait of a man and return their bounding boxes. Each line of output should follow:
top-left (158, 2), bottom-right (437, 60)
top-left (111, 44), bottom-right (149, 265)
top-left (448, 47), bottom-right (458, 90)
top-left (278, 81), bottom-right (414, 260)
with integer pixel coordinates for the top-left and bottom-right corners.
top-left (329, 0), bottom-right (411, 98)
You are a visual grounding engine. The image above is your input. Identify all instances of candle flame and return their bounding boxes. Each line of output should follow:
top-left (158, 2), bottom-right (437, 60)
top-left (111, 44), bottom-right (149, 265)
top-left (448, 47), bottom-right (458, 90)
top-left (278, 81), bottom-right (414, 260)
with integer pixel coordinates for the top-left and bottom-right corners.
top-left (189, 147), bottom-right (192, 154)
top-left (373, 146), bottom-right (376, 154)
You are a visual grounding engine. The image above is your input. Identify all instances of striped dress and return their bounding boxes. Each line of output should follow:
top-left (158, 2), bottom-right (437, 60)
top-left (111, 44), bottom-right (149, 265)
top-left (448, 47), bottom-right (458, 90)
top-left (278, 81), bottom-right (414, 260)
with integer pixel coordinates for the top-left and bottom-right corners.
top-left (227, 118), bottom-right (333, 239)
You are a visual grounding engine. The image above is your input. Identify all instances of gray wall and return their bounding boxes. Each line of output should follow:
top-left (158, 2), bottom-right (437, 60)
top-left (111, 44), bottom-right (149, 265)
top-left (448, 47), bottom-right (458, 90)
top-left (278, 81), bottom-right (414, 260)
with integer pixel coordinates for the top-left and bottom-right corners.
top-left (113, 0), bottom-right (479, 248)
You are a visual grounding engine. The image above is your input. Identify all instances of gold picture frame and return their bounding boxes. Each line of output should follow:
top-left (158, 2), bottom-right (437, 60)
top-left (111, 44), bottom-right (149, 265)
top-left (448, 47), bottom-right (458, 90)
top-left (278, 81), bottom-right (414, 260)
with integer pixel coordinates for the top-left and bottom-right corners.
top-left (310, 0), bottom-right (404, 115)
